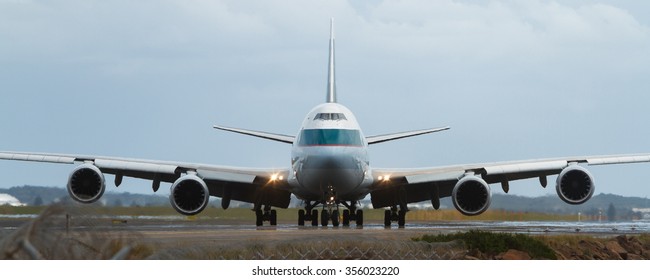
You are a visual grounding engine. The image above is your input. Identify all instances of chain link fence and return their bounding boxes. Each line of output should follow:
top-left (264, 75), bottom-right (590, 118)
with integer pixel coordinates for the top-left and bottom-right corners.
top-left (0, 204), bottom-right (150, 259)
top-left (149, 239), bottom-right (467, 260)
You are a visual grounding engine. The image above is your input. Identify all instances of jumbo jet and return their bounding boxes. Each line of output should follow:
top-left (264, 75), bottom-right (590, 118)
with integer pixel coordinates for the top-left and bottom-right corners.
top-left (2, 20), bottom-right (650, 227)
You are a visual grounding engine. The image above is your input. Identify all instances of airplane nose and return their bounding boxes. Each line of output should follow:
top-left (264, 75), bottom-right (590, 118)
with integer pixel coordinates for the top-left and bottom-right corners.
top-left (303, 155), bottom-right (357, 169)
top-left (298, 154), bottom-right (364, 197)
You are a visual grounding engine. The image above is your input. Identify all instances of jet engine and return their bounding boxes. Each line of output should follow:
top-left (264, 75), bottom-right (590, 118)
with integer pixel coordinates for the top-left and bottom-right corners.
top-left (169, 174), bottom-right (210, 216)
top-left (67, 163), bottom-right (106, 203)
top-left (452, 175), bottom-right (491, 216)
top-left (556, 165), bottom-right (595, 205)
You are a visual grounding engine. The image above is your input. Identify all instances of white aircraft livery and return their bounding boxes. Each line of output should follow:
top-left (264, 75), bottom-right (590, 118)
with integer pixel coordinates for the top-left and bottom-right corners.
top-left (2, 20), bottom-right (650, 227)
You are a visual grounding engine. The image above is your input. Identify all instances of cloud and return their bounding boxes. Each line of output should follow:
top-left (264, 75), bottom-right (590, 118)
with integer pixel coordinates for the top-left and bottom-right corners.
top-left (1, 0), bottom-right (649, 197)
top-left (2, 1), bottom-right (647, 67)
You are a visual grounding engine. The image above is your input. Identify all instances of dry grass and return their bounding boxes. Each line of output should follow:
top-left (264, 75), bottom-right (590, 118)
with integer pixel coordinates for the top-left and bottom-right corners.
top-left (407, 209), bottom-right (573, 221)
top-left (1, 205), bottom-right (577, 222)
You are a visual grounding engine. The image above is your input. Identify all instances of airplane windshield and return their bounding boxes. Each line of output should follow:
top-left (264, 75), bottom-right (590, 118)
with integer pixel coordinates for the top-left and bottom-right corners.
top-left (298, 129), bottom-right (363, 146)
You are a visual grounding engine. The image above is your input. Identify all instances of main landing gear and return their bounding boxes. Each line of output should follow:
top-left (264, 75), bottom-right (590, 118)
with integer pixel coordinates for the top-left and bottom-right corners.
top-left (297, 200), bottom-right (364, 227)
top-left (254, 205), bottom-right (277, 226)
top-left (384, 206), bottom-right (407, 228)
top-left (297, 202), bottom-right (320, 226)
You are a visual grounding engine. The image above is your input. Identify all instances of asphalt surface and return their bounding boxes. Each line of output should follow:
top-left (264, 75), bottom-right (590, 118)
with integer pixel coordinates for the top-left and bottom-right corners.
top-left (2, 217), bottom-right (649, 247)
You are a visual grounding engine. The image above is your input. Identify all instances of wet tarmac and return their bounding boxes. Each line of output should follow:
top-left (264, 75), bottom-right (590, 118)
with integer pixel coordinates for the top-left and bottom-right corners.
top-left (2, 217), bottom-right (648, 246)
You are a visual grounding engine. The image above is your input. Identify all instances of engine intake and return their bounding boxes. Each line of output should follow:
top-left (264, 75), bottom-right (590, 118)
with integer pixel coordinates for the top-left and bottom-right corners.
top-left (170, 174), bottom-right (209, 216)
top-left (67, 164), bottom-right (106, 203)
top-left (452, 175), bottom-right (491, 216)
top-left (556, 165), bottom-right (595, 205)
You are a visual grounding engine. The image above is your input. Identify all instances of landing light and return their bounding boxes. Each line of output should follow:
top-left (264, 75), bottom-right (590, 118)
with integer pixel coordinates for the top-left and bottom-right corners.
top-left (270, 174), bottom-right (283, 182)
top-left (378, 175), bottom-right (390, 182)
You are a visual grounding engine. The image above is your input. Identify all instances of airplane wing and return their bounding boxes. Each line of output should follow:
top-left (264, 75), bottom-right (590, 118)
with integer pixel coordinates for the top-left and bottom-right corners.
top-left (0, 151), bottom-right (292, 209)
top-left (368, 154), bottom-right (650, 211)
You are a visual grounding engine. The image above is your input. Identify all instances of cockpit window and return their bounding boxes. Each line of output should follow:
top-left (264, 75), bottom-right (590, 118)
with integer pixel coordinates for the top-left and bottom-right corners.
top-left (298, 129), bottom-right (363, 146)
top-left (314, 113), bottom-right (347, 121)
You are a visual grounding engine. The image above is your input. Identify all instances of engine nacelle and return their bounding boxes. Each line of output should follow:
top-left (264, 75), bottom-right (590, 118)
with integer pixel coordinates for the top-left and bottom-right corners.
top-left (170, 174), bottom-right (210, 216)
top-left (556, 165), bottom-right (595, 205)
top-left (452, 175), bottom-right (491, 216)
top-left (67, 163), bottom-right (106, 203)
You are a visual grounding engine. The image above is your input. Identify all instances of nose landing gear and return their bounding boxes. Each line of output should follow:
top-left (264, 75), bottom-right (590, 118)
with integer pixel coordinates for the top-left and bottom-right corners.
top-left (321, 188), bottom-right (339, 227)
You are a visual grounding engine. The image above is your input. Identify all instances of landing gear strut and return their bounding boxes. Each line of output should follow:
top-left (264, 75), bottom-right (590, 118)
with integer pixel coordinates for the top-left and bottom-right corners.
top-left (321, 187), bottom-right (338, 227)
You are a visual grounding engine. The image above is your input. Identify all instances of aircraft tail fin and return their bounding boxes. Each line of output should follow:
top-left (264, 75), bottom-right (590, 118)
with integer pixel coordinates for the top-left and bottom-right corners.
top-left (326, 18), bottom-right (336, 103)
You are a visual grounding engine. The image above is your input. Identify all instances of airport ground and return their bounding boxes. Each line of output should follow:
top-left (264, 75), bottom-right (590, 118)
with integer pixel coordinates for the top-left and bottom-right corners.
top-left (1, 205), bottom-right (649, 260)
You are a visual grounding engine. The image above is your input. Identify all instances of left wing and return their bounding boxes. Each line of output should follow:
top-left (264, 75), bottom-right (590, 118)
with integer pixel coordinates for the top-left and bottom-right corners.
top-left (0, 151), bottom-right (291, 213)
top-left (369, 154), bottom-right (650, 214)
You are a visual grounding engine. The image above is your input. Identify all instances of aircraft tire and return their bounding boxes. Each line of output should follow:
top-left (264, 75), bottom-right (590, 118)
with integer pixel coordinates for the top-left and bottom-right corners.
top-left (384, 210), bottom-right (391, 227)
top-left (255, 209), bottom-right (263, 227)
top-left (332, 210), bottom-right (340, 227)
top-left (398, 210), bottom-right (406, 228)
top-left (311, 209), bottom-right (318, 226)
top-left (298, 209), bottom-right (305, 226)
top-left (270, 210), bottom-right (277, 226)
top-left (321, 210), bottom-right (329, 227)
top-left (342, 210), bottom-right (350, 226)
top-left (356, 209), bottom-right (363, 226)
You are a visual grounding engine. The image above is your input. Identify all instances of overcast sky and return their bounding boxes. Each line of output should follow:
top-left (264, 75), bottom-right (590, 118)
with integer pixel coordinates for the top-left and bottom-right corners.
top-left (1, 0), bottom-right (650, 199)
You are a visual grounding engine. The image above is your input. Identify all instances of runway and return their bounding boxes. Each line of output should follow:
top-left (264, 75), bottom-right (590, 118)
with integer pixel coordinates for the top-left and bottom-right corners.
top-left (59, 220), bottom-right (650, 246)
top-left (3, 217), bottom-right (649, 234)
top-left (0, 208), bottom-right (650, 244)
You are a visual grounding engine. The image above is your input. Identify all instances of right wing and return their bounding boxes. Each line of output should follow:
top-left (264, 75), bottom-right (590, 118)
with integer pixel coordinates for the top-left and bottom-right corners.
top-left (0, 151), bottom-right (292, 211)
top-left (369, 154), bottom-right (650, 212)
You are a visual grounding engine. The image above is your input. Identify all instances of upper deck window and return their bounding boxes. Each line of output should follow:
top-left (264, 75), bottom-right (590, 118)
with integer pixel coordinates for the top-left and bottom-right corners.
top-left (298, 129), bottom-right (363, 146)
top-left (314, 113), bottom-right (347, 121)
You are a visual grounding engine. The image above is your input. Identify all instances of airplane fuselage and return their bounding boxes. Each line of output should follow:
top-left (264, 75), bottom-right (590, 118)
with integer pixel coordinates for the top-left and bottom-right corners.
top-left (288, 103), bottom-right (373, 202)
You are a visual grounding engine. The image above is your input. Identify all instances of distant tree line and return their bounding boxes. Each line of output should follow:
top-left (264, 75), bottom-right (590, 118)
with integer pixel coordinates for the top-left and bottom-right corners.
top-left (3, 186), bottom-right (650, 221)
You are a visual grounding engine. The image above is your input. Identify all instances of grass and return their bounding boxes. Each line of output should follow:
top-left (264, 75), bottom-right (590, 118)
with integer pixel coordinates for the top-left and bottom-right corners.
top-left (0, 206), bottom-right (47, 215)
top-left (0, 205), bottom-right (581, 222)
top-left (414, 230), bottom-right (558, 259)
top-left (408, 209), bottom-right (574, 221)
top-left (536, 234), bottom-right (600, 247)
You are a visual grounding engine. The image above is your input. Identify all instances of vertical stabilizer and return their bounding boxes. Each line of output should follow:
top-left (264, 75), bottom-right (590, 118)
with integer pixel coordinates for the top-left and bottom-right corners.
top-left (326, 18), bottom-right (337, 103)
